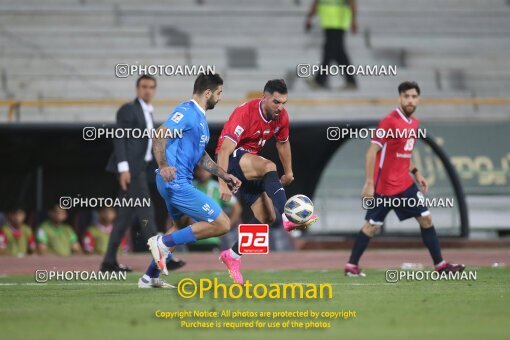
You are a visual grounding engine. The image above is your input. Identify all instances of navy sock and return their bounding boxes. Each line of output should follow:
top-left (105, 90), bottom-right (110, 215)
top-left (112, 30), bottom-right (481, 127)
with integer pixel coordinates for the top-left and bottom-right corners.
top-left (262, 171), bottom-right (287, 215)
top-left (348, 230), bottom-right (371, 265)
top-left (420, 226), bottom-right (443, 265)
top-left (145, 253), bottom-right (175, 279)
top-left (145, 259), bottom-right (160, 278)
top-left (231, 217), bottom-right (261, 255)
top-left (272, 210), bottom-right (283, 228)
top-left (162, 226), bottom-right (197, 247)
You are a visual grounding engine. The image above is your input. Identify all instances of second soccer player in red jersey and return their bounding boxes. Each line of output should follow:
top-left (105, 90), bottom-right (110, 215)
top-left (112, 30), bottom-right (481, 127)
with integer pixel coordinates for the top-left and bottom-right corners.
top-left (215, 79), bottom-right (318, 283)
top-left (345, 81), bottom-right (465, 277)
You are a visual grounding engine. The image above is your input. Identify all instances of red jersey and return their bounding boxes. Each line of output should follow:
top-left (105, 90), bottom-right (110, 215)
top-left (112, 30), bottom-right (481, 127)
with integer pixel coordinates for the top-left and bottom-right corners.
top-left (215, 98), bottom-right (290, 154)
top-left (371, 107), bottom-right (420, 196)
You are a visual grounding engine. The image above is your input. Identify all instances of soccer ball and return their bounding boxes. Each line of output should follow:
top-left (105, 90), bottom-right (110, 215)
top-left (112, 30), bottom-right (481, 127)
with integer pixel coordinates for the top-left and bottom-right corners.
top-left (284, 194), bottom-right (314, 224)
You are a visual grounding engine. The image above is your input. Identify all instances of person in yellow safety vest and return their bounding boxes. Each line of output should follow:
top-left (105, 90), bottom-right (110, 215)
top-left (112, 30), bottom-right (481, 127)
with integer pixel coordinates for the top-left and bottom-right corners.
top-left (305, 0), bottom-right (358, 90)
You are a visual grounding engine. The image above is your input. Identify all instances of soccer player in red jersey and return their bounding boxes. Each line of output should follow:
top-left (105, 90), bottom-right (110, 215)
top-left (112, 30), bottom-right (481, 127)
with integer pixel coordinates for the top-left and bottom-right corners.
top-left (345, 81), bottom-right (465, 277)
top-left (215, 79), bottom-right (318, 283)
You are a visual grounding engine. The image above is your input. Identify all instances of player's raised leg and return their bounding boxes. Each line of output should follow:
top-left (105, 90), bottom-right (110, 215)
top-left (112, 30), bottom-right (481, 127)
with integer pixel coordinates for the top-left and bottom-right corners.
top-left (148, 210), bottom-right (231, 271)
top-left (239, 153), bottom-right (318, 231)
top-left (141, 215), bottom-right (183, 285)
top-left (146, 164), bottom-right (237, 273)
top-left (139, 217), bottom-right (182, 288)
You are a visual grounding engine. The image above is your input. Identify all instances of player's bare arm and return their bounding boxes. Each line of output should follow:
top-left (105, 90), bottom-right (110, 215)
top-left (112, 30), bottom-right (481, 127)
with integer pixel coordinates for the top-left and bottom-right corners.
top-left (362, 142), bottom-right (381, 198)
top-left (276, 140), bottom-right (294, 186)
top-left (410, 161), bottom-right (428, 193)
top-left (216, 137), bottom-right (237, 201)
top-left (152, 124), bottom-right (176, 182)
top-left (198, 151), bottom-right (241, 194)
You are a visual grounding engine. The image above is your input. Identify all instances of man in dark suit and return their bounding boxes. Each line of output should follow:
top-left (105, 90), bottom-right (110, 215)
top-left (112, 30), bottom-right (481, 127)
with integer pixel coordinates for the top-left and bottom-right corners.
top-left (101, 75), bottom-right (159, 272)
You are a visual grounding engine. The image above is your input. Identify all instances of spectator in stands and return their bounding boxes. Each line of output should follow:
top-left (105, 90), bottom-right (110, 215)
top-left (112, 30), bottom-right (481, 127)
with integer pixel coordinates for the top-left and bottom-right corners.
top-left (37, 204), bottom-right (81, 256)
top-left (305, 0), bottom-right (358, 90)
top-left (102, 75), bottom-right (159, 272)
top-left (189, 167), bottom-right (242, 251)
top-left (0, 208), bottom-right (36, 256)
top-left (83, 207), bottom-right (128, 255)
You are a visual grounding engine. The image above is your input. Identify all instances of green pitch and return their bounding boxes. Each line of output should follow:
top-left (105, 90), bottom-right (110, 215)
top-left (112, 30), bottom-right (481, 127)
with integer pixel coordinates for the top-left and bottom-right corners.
top-left (0, 268), bottom-right (508, 340)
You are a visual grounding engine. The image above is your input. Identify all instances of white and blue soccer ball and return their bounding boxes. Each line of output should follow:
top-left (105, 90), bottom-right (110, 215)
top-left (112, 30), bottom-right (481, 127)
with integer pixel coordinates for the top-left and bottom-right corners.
top-left (284, 194), bottom-right (314, 224)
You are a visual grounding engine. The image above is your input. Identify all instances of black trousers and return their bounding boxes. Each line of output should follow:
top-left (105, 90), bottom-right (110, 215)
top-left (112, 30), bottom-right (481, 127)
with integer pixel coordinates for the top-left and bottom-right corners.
top-left (103, 169), bottom-right (157, 264)
top-left (315, 28), bottom-right (356, 86)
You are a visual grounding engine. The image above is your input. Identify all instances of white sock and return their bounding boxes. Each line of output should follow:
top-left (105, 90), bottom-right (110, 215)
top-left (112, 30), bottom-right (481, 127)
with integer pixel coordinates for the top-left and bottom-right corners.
top-left (142, 274), bottom-right (151, 281)
top-left (157, 236), bottom-right (168, 250)
top-left (435, 260), bottom-right (446, 268)
top-left (229, 248), bottom-right (242, 260)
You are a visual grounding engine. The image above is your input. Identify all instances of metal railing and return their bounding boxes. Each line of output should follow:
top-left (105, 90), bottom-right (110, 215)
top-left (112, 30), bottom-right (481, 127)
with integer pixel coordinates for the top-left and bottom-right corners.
top-left (2, 97), bottom-right (510, 122)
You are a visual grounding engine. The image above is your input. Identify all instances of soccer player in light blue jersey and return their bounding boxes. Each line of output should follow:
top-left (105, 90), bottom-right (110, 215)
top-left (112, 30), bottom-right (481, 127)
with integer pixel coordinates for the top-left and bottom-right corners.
top-left (138, 73), bottom-right (241, 288)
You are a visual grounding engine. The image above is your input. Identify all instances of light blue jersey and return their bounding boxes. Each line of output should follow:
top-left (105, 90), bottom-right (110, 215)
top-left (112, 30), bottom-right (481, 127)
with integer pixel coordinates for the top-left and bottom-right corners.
top-left (163, 99), bottom-right (210, 182)
top-left (156, 99), bottom-right (221, 223)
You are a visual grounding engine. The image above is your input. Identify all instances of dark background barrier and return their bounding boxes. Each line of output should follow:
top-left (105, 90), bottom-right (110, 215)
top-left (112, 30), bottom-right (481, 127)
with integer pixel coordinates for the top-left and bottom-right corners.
top-left (0, 122), bottom-right (336, 208)
top-left (0, 122), bottom-right (469, 237)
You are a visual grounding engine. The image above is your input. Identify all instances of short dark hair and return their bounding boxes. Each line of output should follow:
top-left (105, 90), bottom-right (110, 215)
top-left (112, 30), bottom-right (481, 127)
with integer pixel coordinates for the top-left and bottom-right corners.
top-left (193, 73), bottom-right (223, 94)
top-left (136, 75), bottom-right (157, 88)
top-left (48, 203), bottom-right (62, 211)
top-left (5, 206), bottom-right (25, 214)
top-left (263, 79), bottom-right (288, 94)
top-left (398, 81), bottom-right (420, 95)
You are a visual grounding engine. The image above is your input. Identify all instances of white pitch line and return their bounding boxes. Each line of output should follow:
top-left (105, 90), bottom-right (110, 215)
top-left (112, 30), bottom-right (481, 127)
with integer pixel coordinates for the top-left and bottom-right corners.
top-left (0, 281), bottom-right (394, 287)
top-left (0, 282), bottom-right (133, 286)
top-left (272, 282), bottom-right (392, 286)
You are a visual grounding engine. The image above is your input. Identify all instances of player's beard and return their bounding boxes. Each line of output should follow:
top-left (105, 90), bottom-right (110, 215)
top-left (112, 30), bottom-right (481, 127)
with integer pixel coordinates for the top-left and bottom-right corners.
top-left (268, 108), bottom-right (281, 121)
top-left (403, 105), bottom-right (416, 116)
top-left (206, 97), bottom-right (217, 110)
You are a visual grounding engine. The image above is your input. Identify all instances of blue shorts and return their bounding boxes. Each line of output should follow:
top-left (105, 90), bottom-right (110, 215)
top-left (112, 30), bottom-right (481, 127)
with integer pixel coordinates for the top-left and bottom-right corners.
top-left (225, 148), bottom-right (264, 207)
top-left (365, 183), bottom-right (430, 225)
top-left (155, 172), bottom-right (222, 223)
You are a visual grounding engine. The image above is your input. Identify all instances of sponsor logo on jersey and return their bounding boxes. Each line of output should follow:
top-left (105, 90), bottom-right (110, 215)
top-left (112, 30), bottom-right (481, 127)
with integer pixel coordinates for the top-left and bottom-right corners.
top-left (234, 125), bottom-right (244, 137)
top-left (200, 135), bottom-right (209, 144)
top-left (171, 112), bottom-right (184, 123)
top-left (396, 152), bottom-right (413, 158)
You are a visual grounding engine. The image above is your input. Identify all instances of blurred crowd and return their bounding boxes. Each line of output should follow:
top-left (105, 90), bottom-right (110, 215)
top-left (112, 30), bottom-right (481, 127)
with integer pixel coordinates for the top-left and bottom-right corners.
top-left (0, 167), bottom-right (242, 257)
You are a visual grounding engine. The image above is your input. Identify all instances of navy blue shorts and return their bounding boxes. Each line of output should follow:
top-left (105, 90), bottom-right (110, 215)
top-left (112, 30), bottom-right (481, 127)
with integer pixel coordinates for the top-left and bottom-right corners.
top-left (365, 183), bottom-right (430, 225)
top-left (226, 148), bottom-right (264, 208)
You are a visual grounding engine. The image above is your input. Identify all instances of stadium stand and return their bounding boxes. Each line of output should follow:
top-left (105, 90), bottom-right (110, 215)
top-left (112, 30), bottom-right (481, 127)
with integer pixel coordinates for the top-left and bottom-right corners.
top-left (0, 0), bottom-right (509, 122)
top-left (0, 0), bottom-right (508, 238)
